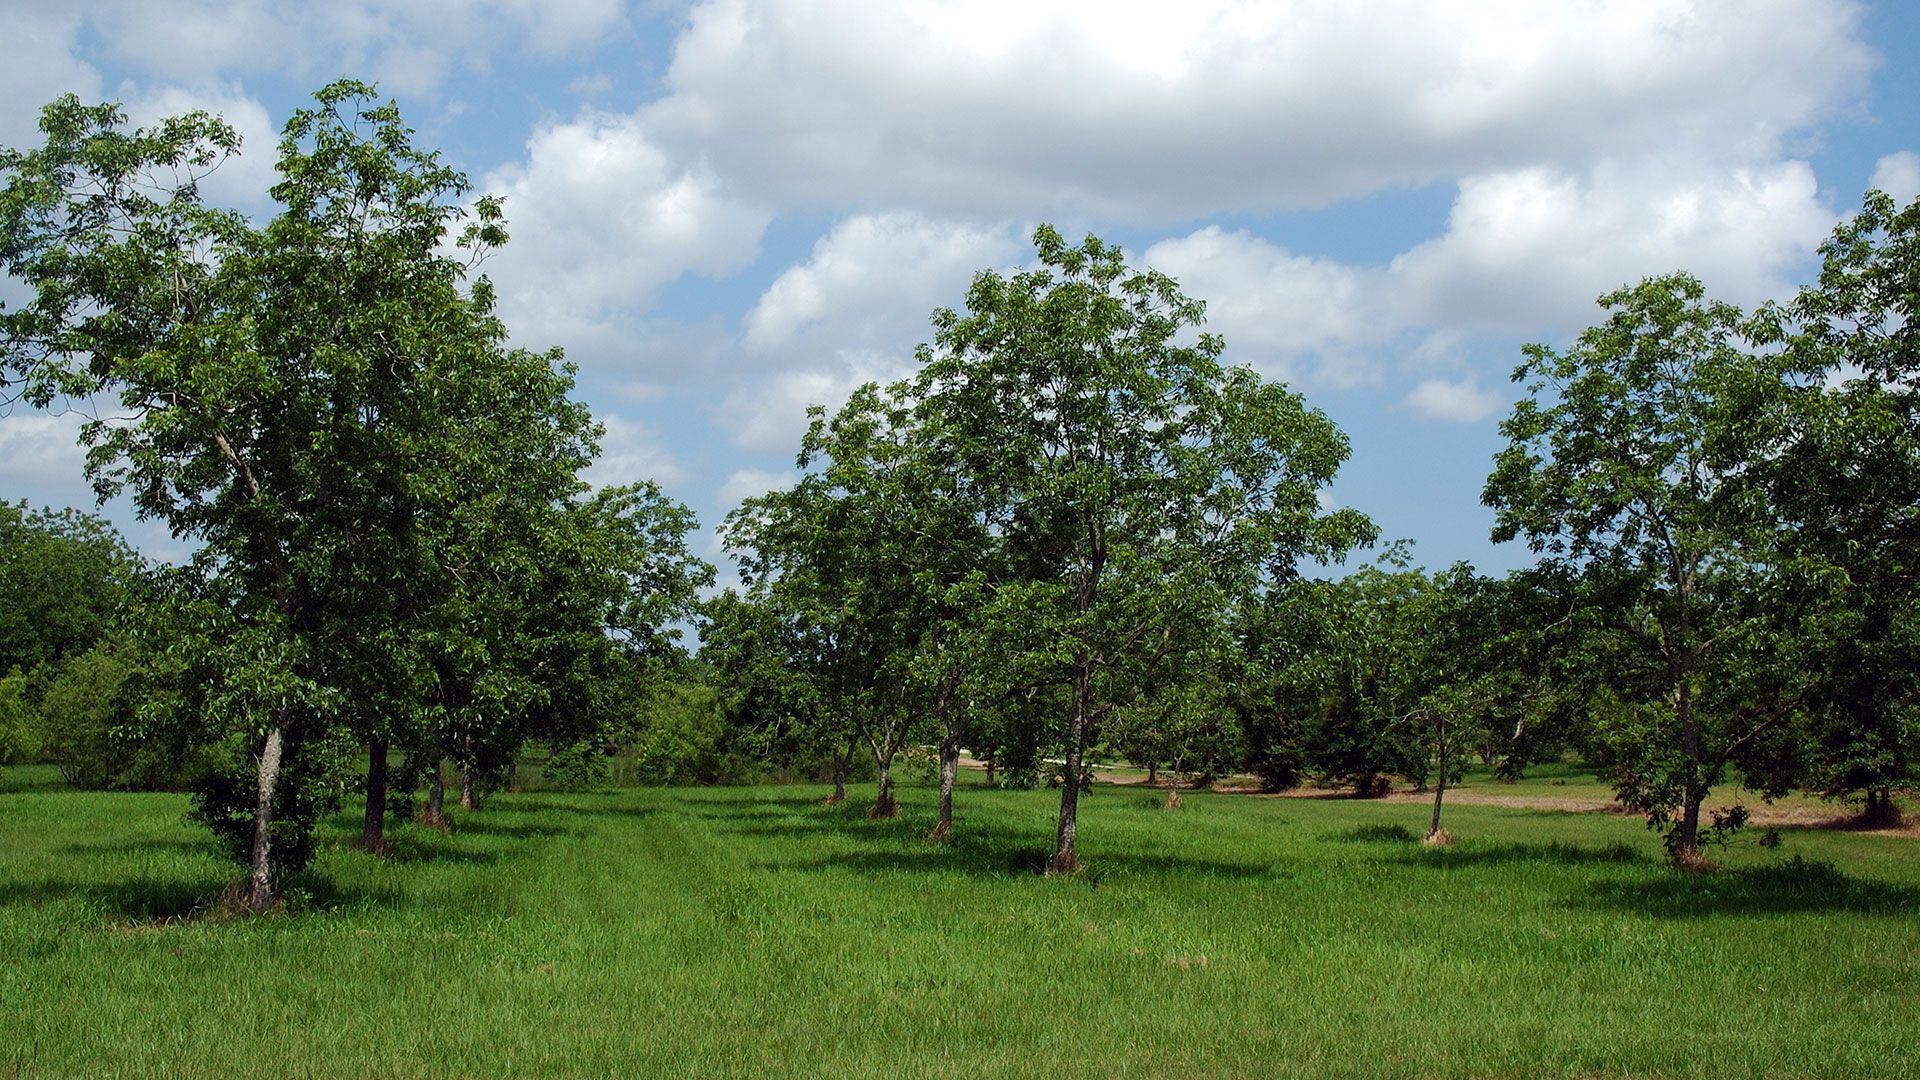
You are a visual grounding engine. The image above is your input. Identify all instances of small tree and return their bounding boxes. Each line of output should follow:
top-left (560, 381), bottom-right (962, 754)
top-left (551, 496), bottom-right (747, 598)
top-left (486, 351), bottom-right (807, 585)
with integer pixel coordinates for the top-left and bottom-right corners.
top-left (725, 391), bottom-right (927, 820)
top-left (701, 590), bottom-right (832, 783)
top-left (1252, 549), bottom-right (1427, 798)
top-left (1403, 564), bottom-right (1500, 844)
top-left (1486, 274), bottom-right (1811, 866)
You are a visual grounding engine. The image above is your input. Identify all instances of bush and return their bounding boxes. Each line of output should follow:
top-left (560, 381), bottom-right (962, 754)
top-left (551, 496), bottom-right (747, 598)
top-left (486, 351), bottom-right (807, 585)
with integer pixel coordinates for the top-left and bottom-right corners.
top-left (191, 724), bottom-right (353, 887)
top-left (36, 643), bottom-right (215, 790)
top-left (0, 669), bottom-right (37, 772)
top-left (543, 741), bottom-right (611, 791)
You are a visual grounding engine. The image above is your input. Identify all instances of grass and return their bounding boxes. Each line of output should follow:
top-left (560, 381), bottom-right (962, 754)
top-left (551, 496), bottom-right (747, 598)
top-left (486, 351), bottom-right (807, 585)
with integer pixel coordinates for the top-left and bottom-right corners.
top-left (2, 765), bottom-right (1918, 1077)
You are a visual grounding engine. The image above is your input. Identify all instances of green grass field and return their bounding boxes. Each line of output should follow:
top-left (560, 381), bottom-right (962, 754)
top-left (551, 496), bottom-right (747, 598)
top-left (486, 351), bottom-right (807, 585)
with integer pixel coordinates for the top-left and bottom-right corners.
top-left (3, 764), bottom-right (1918, 1078)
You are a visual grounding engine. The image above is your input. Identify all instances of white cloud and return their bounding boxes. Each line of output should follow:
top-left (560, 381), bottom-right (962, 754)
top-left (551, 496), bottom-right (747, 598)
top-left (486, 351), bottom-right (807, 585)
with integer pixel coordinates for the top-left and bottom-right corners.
top-left (720, 367), bottom-right (880, 456)
top-left (0, 412), bottom-right (89, 492)
top-left (583, 414), bottom-right (686, 489)
top-left (481, 110), bottom-right (770, 371)
top-left (86, 1), bottom-right (292, 82)
top-left (1870, 151), bottom-right (1920, 205)
top-left (121, 83), bottom-right (279, 211)
top-left (715, 467), bottom-right (795, 508)
top-left (722, 212), bottom-right (1023, 451)
top-left (744, 213), bottom-right (1020, 355)
top-left (0, 410), bottom-right (203, 564)
top-left (1403, 377), bottom-right (1509, 423)
top-left (0, 8), bottom-right (101, 148)
top-left (1142, 158), bottom-right (1834, 400)
top-left (1391, 159), bottom-right (1834, 331)
top-left (1144, 226), bottom-right (1391, 386)
top-left (646, 0), bottom-right (1869, 221)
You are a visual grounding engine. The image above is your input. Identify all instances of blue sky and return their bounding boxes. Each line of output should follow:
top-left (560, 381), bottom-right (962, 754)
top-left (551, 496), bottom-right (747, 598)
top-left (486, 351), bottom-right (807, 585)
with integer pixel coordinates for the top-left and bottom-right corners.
top-left (3, 0), bottom-right (1918, 584)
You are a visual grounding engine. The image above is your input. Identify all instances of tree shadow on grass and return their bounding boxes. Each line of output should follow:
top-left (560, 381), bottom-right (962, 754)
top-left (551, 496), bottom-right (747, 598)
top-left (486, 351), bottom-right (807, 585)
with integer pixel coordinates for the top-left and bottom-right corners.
top-left (1577, 856), bottom-right (1920, 918)
top-left (680, 804), bottom-right (861, 825)
top-left (739, 807), bottom-right (1278, 882)
top-left (385, 837), bottom-right (502, 866)
top-left (0, 875), bottom-right (224, 920)
top-left (499, 799), bottom-right (662, 823)
top-left (445, 818), bottom-right (575, 841)
top-left (0, 871), bottom-right (413, 922)
top-left (674, 792), bottom-right (828, 811)
top-left (758, 844), bottom-right (1277, 883)
top-left (1325, 824), bottom-right (1421, 844)
top-left (56, 837), bottom-right (218, 858)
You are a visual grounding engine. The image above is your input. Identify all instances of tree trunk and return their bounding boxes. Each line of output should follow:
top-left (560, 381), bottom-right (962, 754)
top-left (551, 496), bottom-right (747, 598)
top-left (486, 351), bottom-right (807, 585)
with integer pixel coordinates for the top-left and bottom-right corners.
top-left (247, 721), bottom-right (286, 914)
top-left (824, 734), bottom-right (851, 805)
top-left (1862, 788), bottom-right (1902, 828)
top-left (422, 756), bottom-right (448, 829)
top-left (984, 756), bottom-right (995, 787)
top-left (869, 753), bottom-right (899, 819)
top-left (1425, 733), bottom-right (1451, 845)
top-left (358, 736), bottom-right (390, 853)
top-left (1674, 677), bottom-right (1705, 867)
top-left (928, 730), bottom-right (958, 842)
top-left (459, 765), bottom-right (477, 811)
top-left (1049, 658), bottom-right (1090, 874)
top-left (1147, 761), bottom-right (1157, 786)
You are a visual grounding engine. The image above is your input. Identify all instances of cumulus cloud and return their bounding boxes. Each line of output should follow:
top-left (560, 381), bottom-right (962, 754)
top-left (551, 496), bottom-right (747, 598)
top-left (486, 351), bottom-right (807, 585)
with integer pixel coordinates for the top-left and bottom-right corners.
top-left (1391, 159), bottom-right (1834, 331)
top-left (1403, 378), bottom-right (1510, 423)
top-left (0, 412), bottom-right (90, 493)
top-left (722, 212), bottom-right (1023, 451)
top-left (1144, 227), bottom-right (1392, 386)
top-left (0, 8), bottom-right (101, 148)
top-left (646, 0), bottom-right (1869, 221)
top-left (1870, 151), bottom-right (1920, 205)
top-left (715, 467), bottom-right (795, 509)
top-left (583, 413), bottom-right (686, 489)
top-left (121, 83), bottom-right (280, 211)
top-left (481, 110), bottom-right (770, 372)
top-left (744, 213), bottom-right (1019, 356)
top-left (720, 367), bottom-right (881, 457)
top-left (1142, 157), bottom-right (1835, 404)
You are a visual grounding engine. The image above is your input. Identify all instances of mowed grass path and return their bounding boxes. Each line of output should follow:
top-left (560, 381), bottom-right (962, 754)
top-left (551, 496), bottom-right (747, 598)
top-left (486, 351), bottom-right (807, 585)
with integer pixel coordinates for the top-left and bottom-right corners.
top-left (3, 769), bottom-right (1918, 1078)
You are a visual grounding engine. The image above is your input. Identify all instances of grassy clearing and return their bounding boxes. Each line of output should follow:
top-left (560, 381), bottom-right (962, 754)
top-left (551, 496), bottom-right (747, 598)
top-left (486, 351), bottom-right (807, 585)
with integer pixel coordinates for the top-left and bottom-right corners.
top-left (2, 767), bottom-right (1918, 1078)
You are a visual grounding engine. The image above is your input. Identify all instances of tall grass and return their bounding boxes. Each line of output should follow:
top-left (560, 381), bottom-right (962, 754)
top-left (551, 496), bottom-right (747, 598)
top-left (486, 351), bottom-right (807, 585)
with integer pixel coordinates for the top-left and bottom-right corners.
top-left (2, 772), bottom-right (1916, 1077)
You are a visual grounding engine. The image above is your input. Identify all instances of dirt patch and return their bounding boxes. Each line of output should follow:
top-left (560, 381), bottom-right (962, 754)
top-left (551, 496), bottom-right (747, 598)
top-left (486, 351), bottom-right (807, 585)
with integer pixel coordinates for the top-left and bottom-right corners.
top-left (1346, 787), bottom-right (1918, 835)
top-left (956, 757), bottom-right (1918, 837)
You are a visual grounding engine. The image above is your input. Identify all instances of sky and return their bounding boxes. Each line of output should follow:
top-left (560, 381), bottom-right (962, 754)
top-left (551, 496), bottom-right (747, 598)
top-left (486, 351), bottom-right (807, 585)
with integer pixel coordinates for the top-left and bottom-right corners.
top-left (3, 0), bottom-right (1918, 584)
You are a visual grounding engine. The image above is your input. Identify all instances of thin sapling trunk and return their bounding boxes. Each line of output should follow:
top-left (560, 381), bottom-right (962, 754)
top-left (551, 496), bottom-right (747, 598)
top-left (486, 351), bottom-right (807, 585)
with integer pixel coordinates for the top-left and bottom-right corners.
top-left (824, 732), bottom-right (852, 805)
top-left (357, 736), bottom-right (392, 854)
top-left (421, 755), bottom-right (449, 829)
top-left (1425, 717), bottom-right (1453, 846)
top-left (1050, 657), bottom-right (1092, 874)
top-left (870, 754), bottom-right (899, 819)
top-left (928, 727), bottom-right (958, 842)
